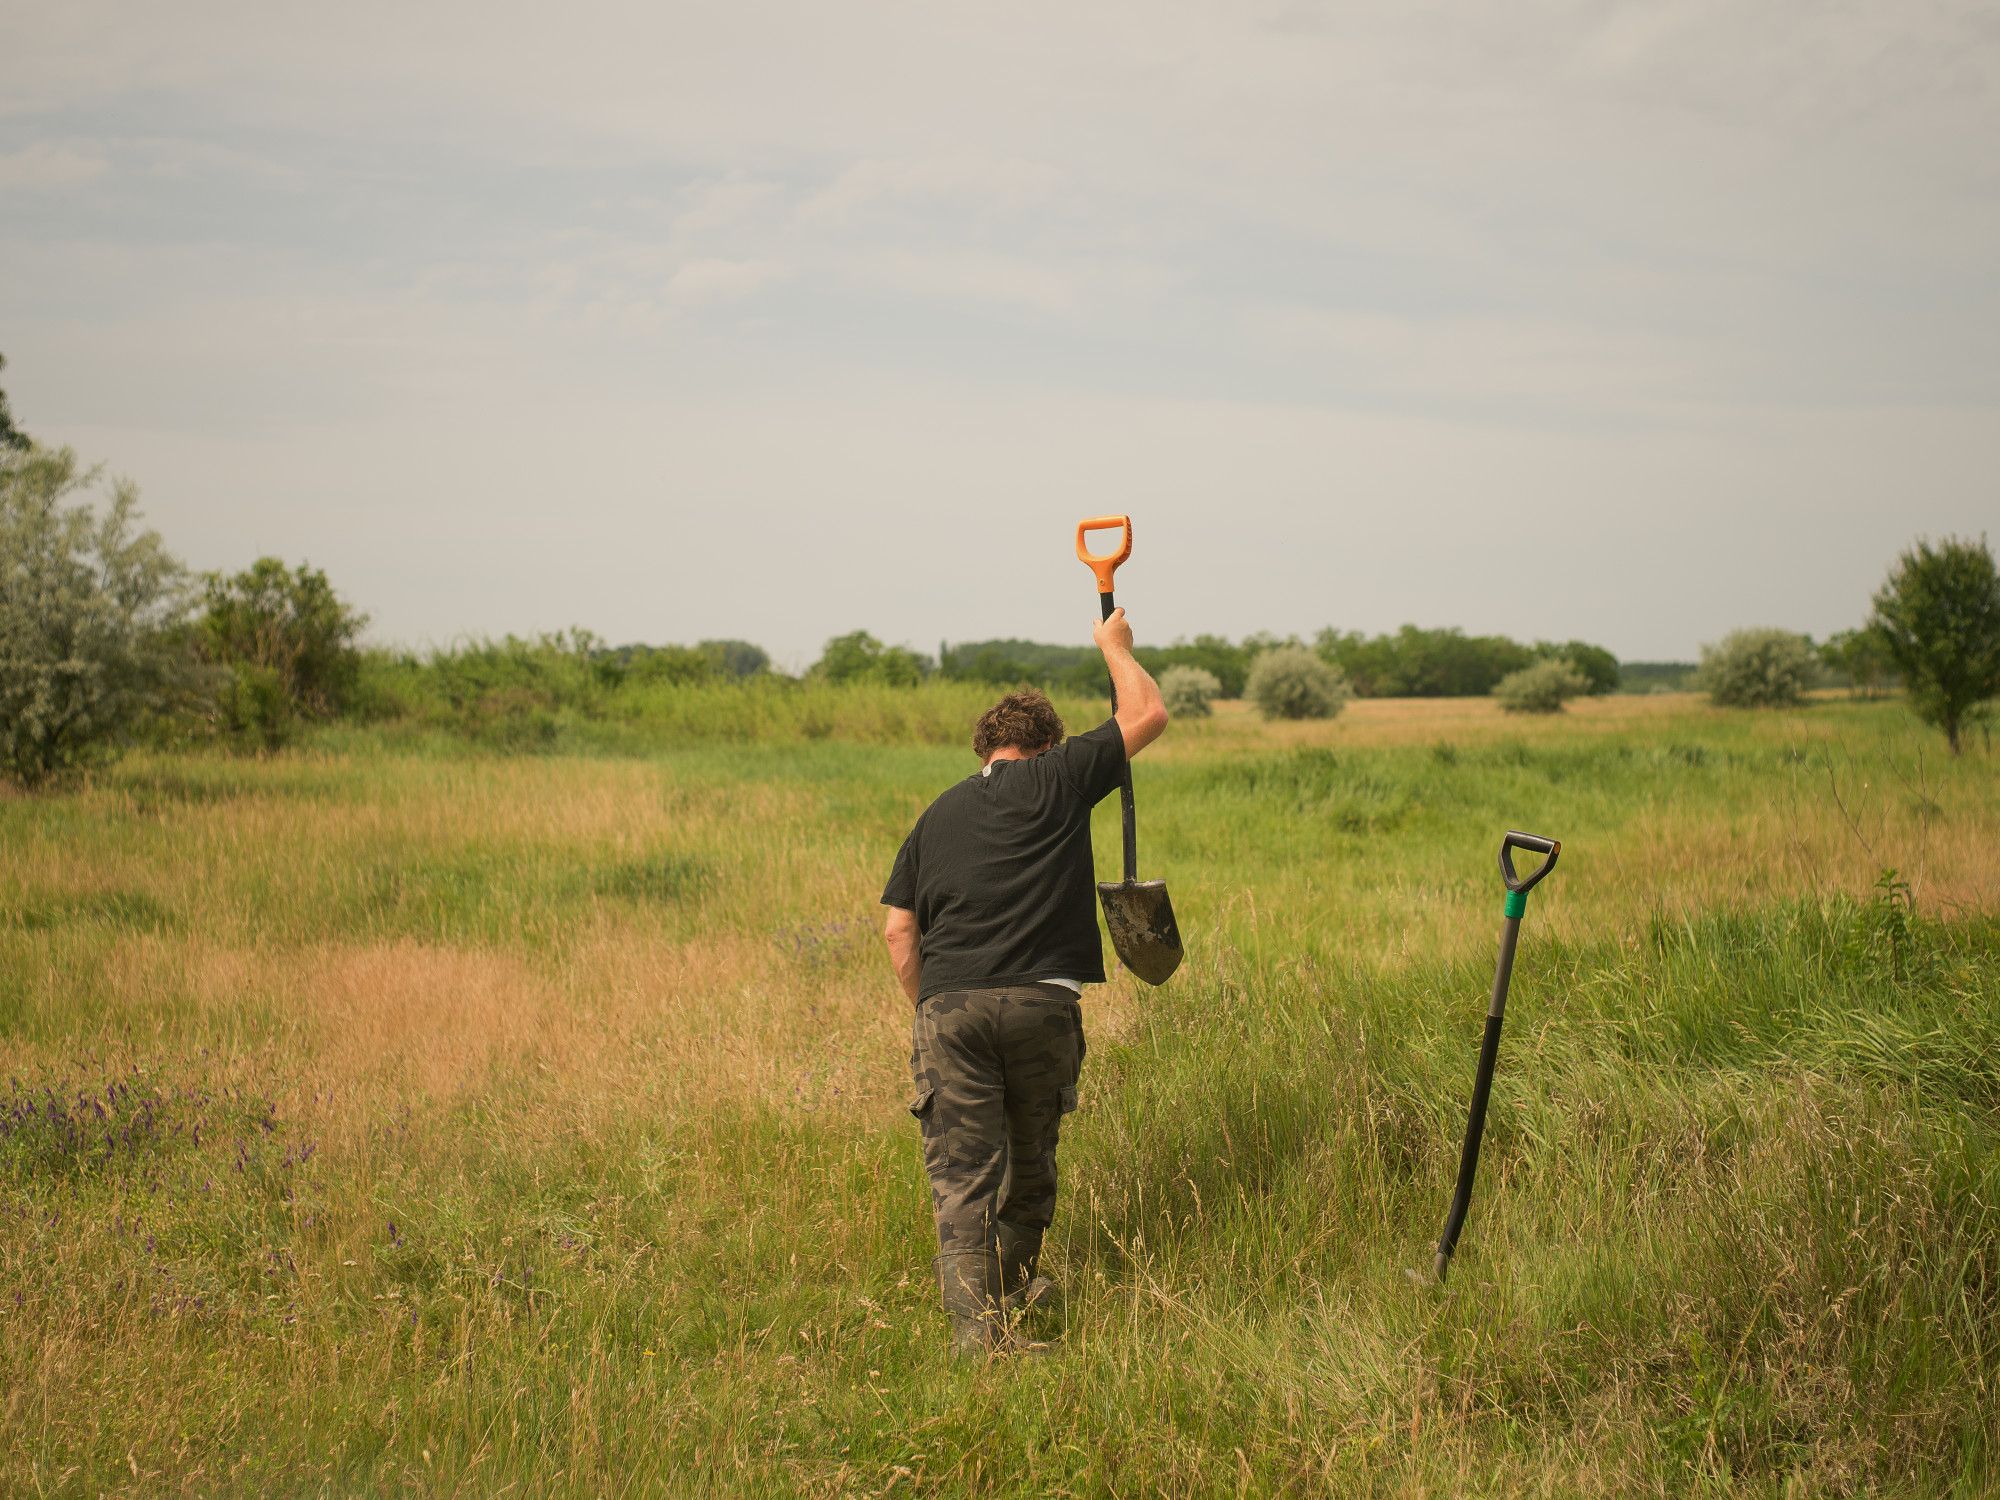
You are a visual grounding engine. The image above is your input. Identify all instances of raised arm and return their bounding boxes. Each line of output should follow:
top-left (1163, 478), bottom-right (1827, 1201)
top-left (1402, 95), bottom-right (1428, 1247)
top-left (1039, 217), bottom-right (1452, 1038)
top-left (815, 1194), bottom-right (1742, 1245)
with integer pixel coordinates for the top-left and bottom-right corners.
top-left (883, 905), bottom-right (922, 1003)
top-left (1092, 607), bottom-right (1169, 758)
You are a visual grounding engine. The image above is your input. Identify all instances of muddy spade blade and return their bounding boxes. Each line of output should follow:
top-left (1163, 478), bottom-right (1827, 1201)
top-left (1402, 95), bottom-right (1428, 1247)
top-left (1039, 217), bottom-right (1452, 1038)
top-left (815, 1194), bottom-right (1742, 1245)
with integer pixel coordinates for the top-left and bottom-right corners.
top-left (1097, 879), bottom-right (1184, 985)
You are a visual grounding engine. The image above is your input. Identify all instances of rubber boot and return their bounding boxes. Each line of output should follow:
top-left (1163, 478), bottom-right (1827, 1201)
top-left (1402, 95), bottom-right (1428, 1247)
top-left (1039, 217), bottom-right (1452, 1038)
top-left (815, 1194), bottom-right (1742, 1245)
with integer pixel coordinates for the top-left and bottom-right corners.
top-left (935, 1249), bottom-right (1006, 1362)
top-left (935, 1250), bottom-right (1048, 1361)
top-left (996, 1220), bottom-right (1062, 1319)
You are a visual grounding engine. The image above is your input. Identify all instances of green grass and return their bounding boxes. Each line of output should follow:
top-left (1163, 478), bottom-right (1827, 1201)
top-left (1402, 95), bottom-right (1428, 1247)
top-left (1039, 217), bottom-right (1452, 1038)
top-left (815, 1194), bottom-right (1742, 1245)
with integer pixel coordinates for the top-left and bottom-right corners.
top-left (1, 691), bottom-right (1996, 1496)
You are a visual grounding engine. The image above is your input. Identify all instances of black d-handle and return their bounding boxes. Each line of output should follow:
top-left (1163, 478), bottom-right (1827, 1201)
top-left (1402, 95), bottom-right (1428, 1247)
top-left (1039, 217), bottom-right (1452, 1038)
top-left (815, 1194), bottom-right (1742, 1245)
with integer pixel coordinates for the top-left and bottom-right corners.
top-left (1499, 831), bottom-right (1561, 894)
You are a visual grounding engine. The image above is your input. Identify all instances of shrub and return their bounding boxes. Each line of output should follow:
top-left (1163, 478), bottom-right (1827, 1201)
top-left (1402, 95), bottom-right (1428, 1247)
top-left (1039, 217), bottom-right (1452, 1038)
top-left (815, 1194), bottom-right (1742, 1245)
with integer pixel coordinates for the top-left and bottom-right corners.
top-left (1246, 646), bottom-right (1349, 721)
top-left (1495, 658), bottom-right (1589, 714)
top-left (1159, 665), bottom-right (1221, 718)
top-left (406, 631), bottom-right (604, 746)
top-left (1534, 640), bottom-right (1619, 695)
top-left (1698, 628), bottom-right (1817, 708)
top-left (197, 558), bottom-right (368, 749)
top-left (0, 353), bottom-right (29, 454)
top-left (813, 631), bottom-right (931, 687)
top-left (0, 447), bottom-right (194, 784)
top-left (1869, 535), bottom-right (2000, 755)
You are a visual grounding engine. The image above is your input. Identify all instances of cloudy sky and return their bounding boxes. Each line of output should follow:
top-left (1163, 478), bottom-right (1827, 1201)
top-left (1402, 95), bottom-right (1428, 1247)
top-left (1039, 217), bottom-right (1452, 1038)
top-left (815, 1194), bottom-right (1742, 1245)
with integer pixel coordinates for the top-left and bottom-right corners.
top-left (3, 0), bottom-right (1994, 666)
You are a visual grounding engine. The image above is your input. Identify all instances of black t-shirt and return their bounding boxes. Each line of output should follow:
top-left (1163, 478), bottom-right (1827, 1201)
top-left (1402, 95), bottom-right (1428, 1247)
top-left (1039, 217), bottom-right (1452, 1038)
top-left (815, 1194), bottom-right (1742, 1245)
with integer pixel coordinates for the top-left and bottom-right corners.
top-left (881, 718), bottom-right (1127, 1001)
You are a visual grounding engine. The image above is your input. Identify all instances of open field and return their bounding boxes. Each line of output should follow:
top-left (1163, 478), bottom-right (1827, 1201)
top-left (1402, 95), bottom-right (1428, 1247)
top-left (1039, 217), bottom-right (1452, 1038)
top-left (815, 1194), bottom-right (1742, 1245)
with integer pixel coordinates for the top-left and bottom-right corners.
top-left (3, 691), bottom-right (1998, 1496)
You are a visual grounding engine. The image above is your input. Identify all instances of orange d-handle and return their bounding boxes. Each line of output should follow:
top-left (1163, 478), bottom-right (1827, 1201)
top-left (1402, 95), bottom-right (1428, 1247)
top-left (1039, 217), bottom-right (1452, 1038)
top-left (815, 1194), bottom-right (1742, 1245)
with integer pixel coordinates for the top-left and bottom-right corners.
top-left (1076, 515), bottom-right (1133, 595)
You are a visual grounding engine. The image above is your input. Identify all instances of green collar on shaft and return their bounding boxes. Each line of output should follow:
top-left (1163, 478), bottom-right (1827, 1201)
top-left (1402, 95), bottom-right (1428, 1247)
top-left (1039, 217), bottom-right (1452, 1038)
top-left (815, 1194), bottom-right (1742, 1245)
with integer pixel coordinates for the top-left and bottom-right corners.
top-left (1503, 889), bottom-right (1529, 920)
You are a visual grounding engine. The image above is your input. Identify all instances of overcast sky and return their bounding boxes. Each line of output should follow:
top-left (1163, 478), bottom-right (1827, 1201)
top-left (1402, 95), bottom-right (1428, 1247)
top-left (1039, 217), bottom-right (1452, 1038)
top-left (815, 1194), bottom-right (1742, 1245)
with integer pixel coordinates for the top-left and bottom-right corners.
top-left (3, 0), bottom-right (1995, 666)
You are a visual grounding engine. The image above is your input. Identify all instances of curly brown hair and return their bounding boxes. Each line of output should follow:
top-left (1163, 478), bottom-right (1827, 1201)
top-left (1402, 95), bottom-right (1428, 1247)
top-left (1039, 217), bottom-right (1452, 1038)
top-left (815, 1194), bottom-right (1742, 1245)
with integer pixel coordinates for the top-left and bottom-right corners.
top-left (972, 689), bottom-right (1066, 760)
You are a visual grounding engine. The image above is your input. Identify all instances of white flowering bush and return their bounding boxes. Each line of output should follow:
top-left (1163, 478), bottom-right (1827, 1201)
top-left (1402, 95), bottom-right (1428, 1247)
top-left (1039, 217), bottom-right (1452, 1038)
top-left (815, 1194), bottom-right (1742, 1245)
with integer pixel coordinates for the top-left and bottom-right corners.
top-left (1699, 628), bottom-right (1817, 708)
top-left (1160, 665), bottom-right (1221, 718)
top-left (1494, 658), bottom-right (1589, 714)
top-left (0, 447), bottom-right (193, 784)
top-left (1246, 646), bottom-right (1349, 721)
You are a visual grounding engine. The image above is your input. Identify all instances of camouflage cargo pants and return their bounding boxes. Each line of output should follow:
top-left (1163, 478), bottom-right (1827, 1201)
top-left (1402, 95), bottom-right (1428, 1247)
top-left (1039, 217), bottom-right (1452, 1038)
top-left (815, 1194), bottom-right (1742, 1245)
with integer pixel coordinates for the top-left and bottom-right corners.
top-left (908, 984), bottom-right (1086, 1253)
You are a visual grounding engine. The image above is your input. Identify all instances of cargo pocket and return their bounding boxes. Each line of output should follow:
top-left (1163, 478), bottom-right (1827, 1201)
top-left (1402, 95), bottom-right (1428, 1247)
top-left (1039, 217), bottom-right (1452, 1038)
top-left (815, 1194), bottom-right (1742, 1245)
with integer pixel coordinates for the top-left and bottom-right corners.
top-left (1057, 1085), bottom-right (1078, 1115)
top-left (909, 1088), bottom-right (949, 1173)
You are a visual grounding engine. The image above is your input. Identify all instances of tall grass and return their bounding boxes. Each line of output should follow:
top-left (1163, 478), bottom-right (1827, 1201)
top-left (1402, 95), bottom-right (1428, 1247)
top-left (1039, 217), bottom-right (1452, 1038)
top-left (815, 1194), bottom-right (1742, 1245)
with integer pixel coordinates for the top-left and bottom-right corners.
top-left (347, 638), bottom-right (1101, 754)
top-left (1, 695), bottom-right (1995, 1495)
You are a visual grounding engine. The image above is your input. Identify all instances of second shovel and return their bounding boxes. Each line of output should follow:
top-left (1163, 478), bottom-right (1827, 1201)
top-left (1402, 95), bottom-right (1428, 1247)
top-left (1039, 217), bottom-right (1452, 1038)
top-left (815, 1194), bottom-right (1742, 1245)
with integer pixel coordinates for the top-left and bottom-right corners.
top-left (1076, 514), bottom-right (1184, 986)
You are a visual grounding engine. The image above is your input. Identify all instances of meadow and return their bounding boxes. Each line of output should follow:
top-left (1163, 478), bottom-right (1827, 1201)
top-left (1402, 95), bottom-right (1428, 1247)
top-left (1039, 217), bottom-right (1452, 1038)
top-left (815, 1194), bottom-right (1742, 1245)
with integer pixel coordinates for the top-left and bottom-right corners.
top-left (2, 688), bottom-right (1996, 1497)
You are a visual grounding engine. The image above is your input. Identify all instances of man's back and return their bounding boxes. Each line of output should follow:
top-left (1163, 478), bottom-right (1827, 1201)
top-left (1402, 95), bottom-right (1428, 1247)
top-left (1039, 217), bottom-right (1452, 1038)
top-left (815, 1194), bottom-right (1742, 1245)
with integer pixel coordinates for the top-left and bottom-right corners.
top-left (882, 719), bottom-right (1125, 999)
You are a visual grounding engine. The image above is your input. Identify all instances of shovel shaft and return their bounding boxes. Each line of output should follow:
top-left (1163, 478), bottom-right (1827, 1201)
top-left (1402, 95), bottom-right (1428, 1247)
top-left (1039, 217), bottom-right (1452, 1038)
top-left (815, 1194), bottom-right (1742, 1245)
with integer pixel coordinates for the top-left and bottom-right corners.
top-left (1433, 913), bottom-right (1522, 1281)
top-left (1101, 589), bottom-right (1138, 882)
top-left (1085, 528), bottom-right (1185, 986)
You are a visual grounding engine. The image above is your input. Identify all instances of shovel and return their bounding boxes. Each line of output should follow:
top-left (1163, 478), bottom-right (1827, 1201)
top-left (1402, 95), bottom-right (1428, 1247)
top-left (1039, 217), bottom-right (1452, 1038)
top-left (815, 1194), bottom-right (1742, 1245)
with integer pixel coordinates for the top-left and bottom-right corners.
top-left (1429, 829), bottom-right (1561, 1284)
top-left (1076, 515), bottom-right (1184, 986)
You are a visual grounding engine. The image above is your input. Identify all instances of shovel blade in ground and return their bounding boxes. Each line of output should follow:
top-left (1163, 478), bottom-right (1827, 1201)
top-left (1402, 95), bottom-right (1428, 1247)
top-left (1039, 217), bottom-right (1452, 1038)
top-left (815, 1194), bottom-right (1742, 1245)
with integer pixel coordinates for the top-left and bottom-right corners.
top-left (1097, 879), bottom-right (1184, 985)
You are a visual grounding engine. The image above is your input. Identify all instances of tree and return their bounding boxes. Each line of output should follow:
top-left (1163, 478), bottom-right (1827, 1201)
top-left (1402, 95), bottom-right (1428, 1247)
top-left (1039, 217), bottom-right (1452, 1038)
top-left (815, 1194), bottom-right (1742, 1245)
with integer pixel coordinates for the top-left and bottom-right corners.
top-left (697, 639), bottom-right (770, 679)
top-left (1698, 628), bottom-right (1817, 708)
top-left (1315, 625), bottom-right (1534, 697)
top-left (1817, 628), bottom-right (1894, 699)
top-left (941, 644), bottom-right (1041, 687)
top-left (939, 638), bottom-right (1107, 691)
top-left (0, 354), bottom-right (31, 453)
top-left (1870, 535), bottom-right (2000, 755)
top-left (198, 558), bottom-right (368, 748)
top-left (1154, 635), bottom-right (1252, 698)
top-left (813, 631), bottom-right (930, 687)
top-left (1495, 658), bottom-right (1589, 714)
top-left (0, 447), bottom-right (194, 784)
top-left (605, 643), bottom-right (716, 688)
top-left (1246, 646), bottom-right (1349, 720)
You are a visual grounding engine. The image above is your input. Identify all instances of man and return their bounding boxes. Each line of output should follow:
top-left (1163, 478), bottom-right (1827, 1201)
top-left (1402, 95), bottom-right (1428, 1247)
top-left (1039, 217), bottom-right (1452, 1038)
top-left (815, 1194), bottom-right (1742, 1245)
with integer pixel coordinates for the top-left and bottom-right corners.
top-left (881, 607), bottom-right (1169, 1360)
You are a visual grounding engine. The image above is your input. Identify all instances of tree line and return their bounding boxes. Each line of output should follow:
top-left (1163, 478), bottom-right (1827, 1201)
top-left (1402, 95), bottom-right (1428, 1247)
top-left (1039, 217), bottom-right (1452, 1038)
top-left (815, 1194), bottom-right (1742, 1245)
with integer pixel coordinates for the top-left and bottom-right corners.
top-left (928, 628), bottom-right (1620, 700)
